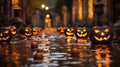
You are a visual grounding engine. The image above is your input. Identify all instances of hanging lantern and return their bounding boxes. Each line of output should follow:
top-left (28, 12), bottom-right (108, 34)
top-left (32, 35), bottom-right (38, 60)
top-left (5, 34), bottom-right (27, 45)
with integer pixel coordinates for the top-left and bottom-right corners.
top-left (90, 26), bottom-right (113, 43)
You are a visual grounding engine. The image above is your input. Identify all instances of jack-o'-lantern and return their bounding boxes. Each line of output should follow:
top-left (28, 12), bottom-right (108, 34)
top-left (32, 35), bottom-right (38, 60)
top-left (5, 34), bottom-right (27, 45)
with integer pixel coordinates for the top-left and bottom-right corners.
top-left (90, 26), bottom-right (113, 43)
top-left (32, 27), bottom-right (41, 35)
top-left (9, 26), bottom-right (17, 36)
top-left (20, 27), bottom-right (32, 37)
top-left (65, 27), bottom-right (74, 36)
top-left (57, 27), bottom-right (65, 33)
top-left (75, 27), bottom-right (88, 38)
top-left (0, 27), bottom-right (12, 43)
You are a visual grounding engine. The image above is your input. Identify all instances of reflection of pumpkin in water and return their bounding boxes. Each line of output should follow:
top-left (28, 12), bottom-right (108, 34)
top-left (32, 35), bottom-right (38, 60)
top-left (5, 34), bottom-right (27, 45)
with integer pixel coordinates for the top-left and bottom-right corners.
top-left (95, 44), bottom-right (111, 67)
top-left (75, 27), bottom-right (88, 38)
top-left (66, 36), bottom-right (76, 44)
top-left (90, 26), bottom-right (113, 43)
top-left (0, 27), bottom-right (12, 43)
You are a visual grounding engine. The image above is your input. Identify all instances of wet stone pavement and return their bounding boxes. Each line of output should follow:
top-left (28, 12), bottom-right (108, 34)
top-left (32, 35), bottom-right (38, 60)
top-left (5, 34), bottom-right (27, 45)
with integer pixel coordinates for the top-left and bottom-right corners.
top-left (0, 32), bottom-right (120, 67)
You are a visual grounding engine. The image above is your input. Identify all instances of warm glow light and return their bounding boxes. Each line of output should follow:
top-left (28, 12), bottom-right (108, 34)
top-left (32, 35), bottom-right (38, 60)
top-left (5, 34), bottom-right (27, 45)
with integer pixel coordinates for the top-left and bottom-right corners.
top-left (66, 36), bottom-right (72, 44)
top-left (41, 4), bottom-right (45, 9)
top-left (78, 0), bottom-right (82, 20)
top-left (12, 0), bottom-right (21, 9)
top-left (12, 0), bottom-right (19, 5)
top-left (45, 6), bottom-right (49, 10)
top-left (95, 45), bottom-right (111, 67)
top-left (88, 0), bottom-right (93, 19)
top-left (46, 14), bottom-right (50, 18)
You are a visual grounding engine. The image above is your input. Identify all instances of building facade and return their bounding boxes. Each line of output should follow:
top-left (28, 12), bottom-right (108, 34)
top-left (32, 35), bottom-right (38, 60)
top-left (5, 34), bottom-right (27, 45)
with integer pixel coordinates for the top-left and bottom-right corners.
top-left (72, 0), bottom-right (120, 26)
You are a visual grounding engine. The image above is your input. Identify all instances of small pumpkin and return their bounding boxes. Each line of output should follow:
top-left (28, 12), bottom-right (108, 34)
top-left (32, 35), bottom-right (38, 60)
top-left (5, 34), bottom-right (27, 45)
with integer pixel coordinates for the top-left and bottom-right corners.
top-left (0, 27), bottom-right (12, 43)
top-left (57, 27), bottom-right (65, 33)
top-left (32, 27), bottom-right (41, 35)
top-left (75, 27), bottom-right (89, 38)
top-left (90, 26), bottom-right (113, 43)
top-left (65, 27), bottom-right (74, 36)
top-left (9, 25), bottom-right (17, 36)
top-left (20, 27), bottom-right (32, 37)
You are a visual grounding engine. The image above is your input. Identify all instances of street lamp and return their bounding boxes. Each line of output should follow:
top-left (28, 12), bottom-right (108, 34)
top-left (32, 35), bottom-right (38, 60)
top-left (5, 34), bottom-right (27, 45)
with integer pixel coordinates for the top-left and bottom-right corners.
top-left (94, 2), bottom-right (104, 26)
top-left (12, 0), bottom-right (21, 9)
top-left (45, 6), bottom-right (49, 10)
top-left (41, 4), bottom-right (45, 9)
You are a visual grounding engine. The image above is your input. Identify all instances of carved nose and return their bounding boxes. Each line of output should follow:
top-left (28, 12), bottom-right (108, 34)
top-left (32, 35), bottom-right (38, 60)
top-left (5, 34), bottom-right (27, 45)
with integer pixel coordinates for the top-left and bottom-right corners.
top-left (101, 32), bottom-right (104, 36)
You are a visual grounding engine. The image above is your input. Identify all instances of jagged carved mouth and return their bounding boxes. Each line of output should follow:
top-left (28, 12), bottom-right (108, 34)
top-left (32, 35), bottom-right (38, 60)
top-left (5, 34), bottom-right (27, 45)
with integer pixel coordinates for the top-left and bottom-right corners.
top-left (66, 32), bottom-right (74, 36)
top-left (0, 36), bottom-right (10, 41)
top-left (77, 33), bottom-right (87, 37)
top-left (94, 35), bottom-right (111, 41)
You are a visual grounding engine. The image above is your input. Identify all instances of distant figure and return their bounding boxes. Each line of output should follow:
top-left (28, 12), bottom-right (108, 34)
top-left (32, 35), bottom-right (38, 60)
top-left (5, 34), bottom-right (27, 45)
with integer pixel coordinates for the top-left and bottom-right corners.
top-left (31, 9), bottom-right (40, 27)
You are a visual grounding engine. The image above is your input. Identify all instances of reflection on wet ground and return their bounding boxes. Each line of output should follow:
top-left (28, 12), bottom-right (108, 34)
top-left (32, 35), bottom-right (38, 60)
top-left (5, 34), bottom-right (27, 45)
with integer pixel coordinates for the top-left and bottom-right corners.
top-left (0, 32), bottom-right (120, 67)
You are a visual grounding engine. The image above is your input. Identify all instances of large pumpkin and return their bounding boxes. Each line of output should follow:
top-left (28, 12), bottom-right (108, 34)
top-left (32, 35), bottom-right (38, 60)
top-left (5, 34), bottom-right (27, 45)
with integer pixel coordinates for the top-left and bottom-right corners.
top-left (65, 27), bottom-right (74, 36)
top-left (90, 26), bottom-right (113, 43)
top-left (75, 27), bottom-right (89, 38)
top-left (20, 27), bottom-right (32, 37)
top-left (0, 27), bottom-right (12, 43)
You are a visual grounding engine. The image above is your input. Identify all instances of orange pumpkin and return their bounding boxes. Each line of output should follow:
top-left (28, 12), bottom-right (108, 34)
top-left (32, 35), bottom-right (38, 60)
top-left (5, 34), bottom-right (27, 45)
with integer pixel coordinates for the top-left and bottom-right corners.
top-left (65, 27), bottom-right (74, 36)
top-left (90, 26), bottom-right (113, 43)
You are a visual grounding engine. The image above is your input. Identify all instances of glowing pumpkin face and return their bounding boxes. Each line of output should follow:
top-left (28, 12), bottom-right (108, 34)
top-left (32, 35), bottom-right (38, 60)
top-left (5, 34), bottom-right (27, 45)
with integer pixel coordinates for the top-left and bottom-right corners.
top-left (32, 27), bottom-right (40, 35)
top-left (57, 27), bottom-right (65, 33)
top-left (10, 26), bottom-right (17, 36)
top-left (0, 27), bottom-right (11, 43)
top-left (76, 27), bottom-right (88, 38)
top-left (90, 26), bottom-right (113, 43)
top-left (20, 27), bottom-right (32, 37)
top-left (65, 28), bottom-right (74, 36)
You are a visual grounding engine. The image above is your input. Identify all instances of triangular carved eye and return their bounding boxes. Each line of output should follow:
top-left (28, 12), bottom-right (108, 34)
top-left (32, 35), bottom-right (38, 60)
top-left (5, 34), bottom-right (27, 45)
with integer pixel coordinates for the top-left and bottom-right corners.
top-left (104, 28), bottom-right (109, 32)
top-left (94, 29), bottom-right (100, 33)
top-left (77, 30), bottom-right (81, 32)
top-left (25, 29), bottom-right (29, 32)
top-left (83, 29), bottom-right (86, 32)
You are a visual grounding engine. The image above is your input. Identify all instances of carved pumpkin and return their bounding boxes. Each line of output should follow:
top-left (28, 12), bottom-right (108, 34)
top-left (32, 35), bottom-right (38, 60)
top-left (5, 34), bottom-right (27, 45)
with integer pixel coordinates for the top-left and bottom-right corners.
top-left (65, 27), bottom-right (74, 36)
top-left (57, 27), bottom-right (65, 33)
top-left (9, 25), bottom-right (17, 36)
top-left (32, 27), bottom-right (41, 35)
top-left (0, 27), bottom-right (12, 43)
top-left (90, 26), bottom-right (113, 43)
top-left (20, 27), bottom-right (32, 37)
top-left (75, 27), bottom-right (88, 38)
